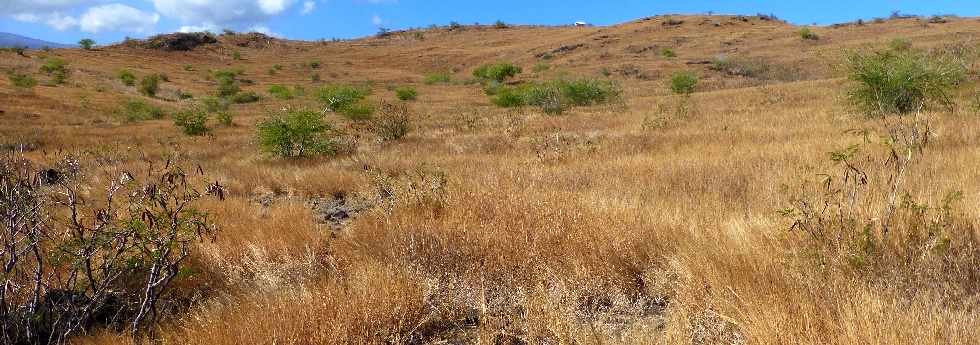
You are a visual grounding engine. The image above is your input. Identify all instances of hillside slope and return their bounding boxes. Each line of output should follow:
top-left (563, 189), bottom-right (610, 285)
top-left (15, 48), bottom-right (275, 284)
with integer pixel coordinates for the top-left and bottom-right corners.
top-left (1, 15), bottom-right (979, 345)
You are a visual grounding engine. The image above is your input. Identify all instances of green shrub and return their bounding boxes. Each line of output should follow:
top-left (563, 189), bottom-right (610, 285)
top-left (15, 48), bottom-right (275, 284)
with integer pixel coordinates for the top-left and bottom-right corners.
top-left (122, 99), bottom-right (164, 121)
top-left (201, 97), bottom-right (230, 112)
top-left (660, 47), bottom-right (677, 58)
top-left (7, 71), bottom-right (36, 89)
top-left (183, 64), bottom-right (195, 71)
top-left (423, 73), bottom-right (451, 84)
top-left (257, 108), bottom-right (338, 157)
top-left (232, 91), bottom-right (260, 103)
top-left (371, 101), bottom-right (412, 141)
top-left (39, 58), bottom-right (68, 84)
top-left (232, 51), bottom-right (242, 60)
top-left (118, 70), bottom-right (136, 86)
top-left (845, 46), bottom-right (965, 115)
top-left (395, 86), bottom-right (418, 101)
top-left (173, 108), bottom-right (210, 135)
top-left (308, 60), bottom-right (321, 69)
top-left (317, 84), bottom-right (371, 112)
top-left (268, 84), bottom-right (293, 99)
top-left (78, 38), bottom-right (95, 50)
top-left (669, 71), bottom-right (699, 95)
top-left (216, 74), bottom-right (240, 98)
top-left (216, 111), bottom-right (234, 126)
top-left (473, 62), bottom-right (522, 82)
top-left (139, 74), bottom-right (161, 97)
top-left (559, 78), bottom-right (622, 106)
top-left (339, 102), bottom-right (376, 120)
top-left (798, 27), bottom-right (819, 40)
top-left (488, 78), bottom-right (622, 114)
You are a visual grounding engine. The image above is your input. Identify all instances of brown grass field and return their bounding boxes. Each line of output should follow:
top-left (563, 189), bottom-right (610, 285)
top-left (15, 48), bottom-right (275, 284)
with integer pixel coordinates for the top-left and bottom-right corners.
top-left (2, 14), bottom-right (980, 344)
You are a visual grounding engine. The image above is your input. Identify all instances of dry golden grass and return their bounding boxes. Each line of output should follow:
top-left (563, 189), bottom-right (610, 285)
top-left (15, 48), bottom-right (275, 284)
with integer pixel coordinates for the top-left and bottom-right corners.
top-left (2, 14), bottom-right (979, 345)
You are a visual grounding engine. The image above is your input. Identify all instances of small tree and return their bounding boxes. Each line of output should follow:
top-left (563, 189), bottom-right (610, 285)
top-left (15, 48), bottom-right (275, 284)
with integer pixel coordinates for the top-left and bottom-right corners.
top-left (395, 86), bottom-right (418, 101)
top-left (39, 58), bottom-right (68, 85)
top-left (669, 71), bottom-right (699, 95)
top-left (257, 108), bottom-right (338, 157)
top-left (139, 74), bottom-right (161, 97)
top-left (473, 62), bottom-right (522, 82)
top-left (118, 69), bottom-right (136, 86)
top-left (173, 107), bottom-right (210, 135)
top-left (845, 46), bottom-right (965, 116)
top-left (78, 38), bottom-right (95, 50)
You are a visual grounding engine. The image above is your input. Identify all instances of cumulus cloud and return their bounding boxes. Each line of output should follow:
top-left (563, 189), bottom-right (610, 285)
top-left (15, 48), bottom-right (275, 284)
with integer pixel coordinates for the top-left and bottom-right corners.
top-left (372, 14), bottom-right (383, 26)
top-left (12, 12), bottom-right (79, 31)
top-left (300, 1), bottom-right (315, 15)
top-left (152, 0), bottom-right (298, 29)
top-left (79, 4), bottom-right (159, 33)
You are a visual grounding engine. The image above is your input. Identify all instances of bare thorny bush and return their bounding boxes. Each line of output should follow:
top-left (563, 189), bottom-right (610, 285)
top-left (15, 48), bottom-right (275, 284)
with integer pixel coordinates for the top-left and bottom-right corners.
top-left (0, 153), bottom-right (223, 344)
top-left (780, 112), bottom-right (978, 288)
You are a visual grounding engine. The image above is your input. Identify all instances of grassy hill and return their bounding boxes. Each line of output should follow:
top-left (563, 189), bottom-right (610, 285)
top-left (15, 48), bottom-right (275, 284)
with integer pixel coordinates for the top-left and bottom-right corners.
top-left (1, 14), bottom-right (979, 344)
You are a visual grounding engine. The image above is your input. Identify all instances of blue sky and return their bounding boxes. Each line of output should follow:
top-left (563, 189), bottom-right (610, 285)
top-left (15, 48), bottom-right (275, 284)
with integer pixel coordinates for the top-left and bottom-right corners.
top-left (1, 1), bottom-right (978, 45)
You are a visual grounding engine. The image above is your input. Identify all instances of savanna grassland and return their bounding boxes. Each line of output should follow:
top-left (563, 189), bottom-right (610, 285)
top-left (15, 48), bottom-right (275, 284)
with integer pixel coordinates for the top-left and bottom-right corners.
top-left (1, 14), bottom-right (979, 345)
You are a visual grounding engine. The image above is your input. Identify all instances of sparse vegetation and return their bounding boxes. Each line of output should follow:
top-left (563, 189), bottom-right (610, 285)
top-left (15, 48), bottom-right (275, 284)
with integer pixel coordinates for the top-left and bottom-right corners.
top-left (395, 86), bottom-right (418, 101)
top-left (660, 47), bottom-right (677, 58)
top-left (257, 108), bottom-right (339, 157)
top-left (232, 91), bottom-right (261, 104)
top-left (232, 51), bottom-right (242, 60)
top-left (423, 73), bottom-right (451, 84)
top-left (371, 101), bottom-right (412, 141)
top-left (268, 84), bottom-right (294, 99)
top-left (669, 70), bottom-right (699, 94)
top-left (532, 62), bottom-right (550, 73)
top-left (173, 107), bottom-right (210, 135)
top-left (118, 69), bottom-right (136, 86)
top-left (139, 74), bottom-right (161, 97)
top-left (798, 27), bottom-right (819, 40)
top-left (488, 77), bottom-right (622, 114)
top-left (494, 20), bottom-right (508, 29)
top-left (121, 98), bottom-right (165, 121)
top-left (844, 45), bottom-right (965, 115)
top-left (317, 84), bottom-right (372, 118)
top-left (473, 62), bottom-right (522, 82)
top-left (7, 70), bottom-right (37, 89)
top-left (39, 58), bottom-right (68, 85)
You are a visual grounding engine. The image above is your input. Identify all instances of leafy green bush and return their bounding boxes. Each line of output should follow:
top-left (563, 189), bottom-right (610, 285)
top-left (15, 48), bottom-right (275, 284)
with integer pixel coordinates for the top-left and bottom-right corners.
top-left (845, 46), bottom-right (965, 115)
top-left (118, 70), bottom-right (136, 86)
top-left (268, 84), bottom-right (293, 99)
top-left (232, 51), bottom-right (242, 60)
top-left (395, 86), bottom-right (417, 101)
top-left (660, 47), bottom-right (677, 58)
top-left (423, 73), bottom-right (451, 84)
top-left (39, 58), bottom-right (68, 84)
top-left (232, 91), bottom-right (260, 103)
top-left (339, 102), bottom-right (375, 120)
top-left (216, 74), bottom-right (240, 98)
top-left (201, 96), bottom-right (230, 112)
top-left (669, 71), bottom-right (699, 95)
top-left (488, 78), bottom-right (622, 114)
top-left (798, 27), bottom-right (819, 40)
top-left (139, 74), bottom-right (161, 97)
top-left (7, 71), bottom-right (36, 89)
top-left (257, 108), bottom-right (338, 157)
top-left (473, 62), bottom-right (522, 82)
top-left (317, 84), bottom-right (371, 112)
top-left (216, 111), bottom-right (234, 126)
top-left (308, 60), bottom-right (321, 69)
top-left (122, 99), bottom-right (164, 121)
top-left (78, 38), bottom-right (95, 50)
top-left (173, 108), bottom-right (210, 135)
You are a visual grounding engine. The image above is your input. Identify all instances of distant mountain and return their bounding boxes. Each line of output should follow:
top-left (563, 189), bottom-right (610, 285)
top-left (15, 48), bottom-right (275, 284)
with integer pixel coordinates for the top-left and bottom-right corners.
top-left (0, 32), bottom-right (76, 49)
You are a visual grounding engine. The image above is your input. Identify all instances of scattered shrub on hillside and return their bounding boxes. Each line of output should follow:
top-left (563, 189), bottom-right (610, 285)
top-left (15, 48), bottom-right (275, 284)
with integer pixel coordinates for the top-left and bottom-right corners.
top-left (232, 51), bottom-right (242, 60)
top-left (308, 60), bottom-right (321, 69)
top-left (473, 62), bottom-right (522, 82)
top-left (173, 107), bottom-right (210, 135)
top-left (317, 84), bottom-right (371, 113)
top-left (7, 70), bottom-right (37, 89)
top-left (215, 72), bottom-right (241, 98)
top-left (488, 78), bottom-right (622, 114)
top-left (139, 74), bottom-right (161, 97)
top-left (39, 58), bottom-right (68, 85)
top-left (423, 73), bottom-right (451, 84)
top-left (257, 108), bottom-right (339, 157)
top-left (448, 21), bottom-right (464, 31)
top-left (216, 111), bottom-right (234, 126)
top-left (268, 84), bottom-right (294, 99)
top-left (371, 101), bottom-right (412, 141)
top-left (183, 64), bottom-right (195, 71)
top-left (78, 38), bottom-right (95, 50)
top-left (844, 46), bottom-right (965, 116)
top-left (494, 20), bottom-right (508, 29)
top-left (660, 47), bottom-right (677, 58)
top-left (176, 89), bottom-right (194, 100)
top-left (232, 91), bottom-right (260, 104)
top-left (395, 86), bottom-right (418, 101)
top-left (201, 96), bottom-right (231, 112)
top-left (118, 69), bottom-right (136, 86)
top-left (340, 102), bottom-right (376, 120)
top-left (798, 27), bottom-right (819, 40)
top-left (669, 71), bottom-right (699, 95)
top-left (709, 55), bottom-right (801, 81)
top-left (122, 98), bottom-right (164, 121)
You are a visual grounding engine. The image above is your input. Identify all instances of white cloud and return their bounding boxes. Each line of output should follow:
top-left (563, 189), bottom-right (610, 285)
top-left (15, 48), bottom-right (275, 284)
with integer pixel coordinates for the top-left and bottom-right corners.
top-left (371, 14), bottom-right (382, 26)
top-left (152, 0), bottom-right (298, 29)
top-left (11, 12), bottom-right (78, 31)
top-left (2, 0), bottom-right (93, 14)
top-left (179, 23), bottom-right (220, 33)
top-left (79, 4), bottom-right (159, 33)
top-left (300, 1), bottom-right (315, 15)
top-left (248, 25), bottom-right (282, 38)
